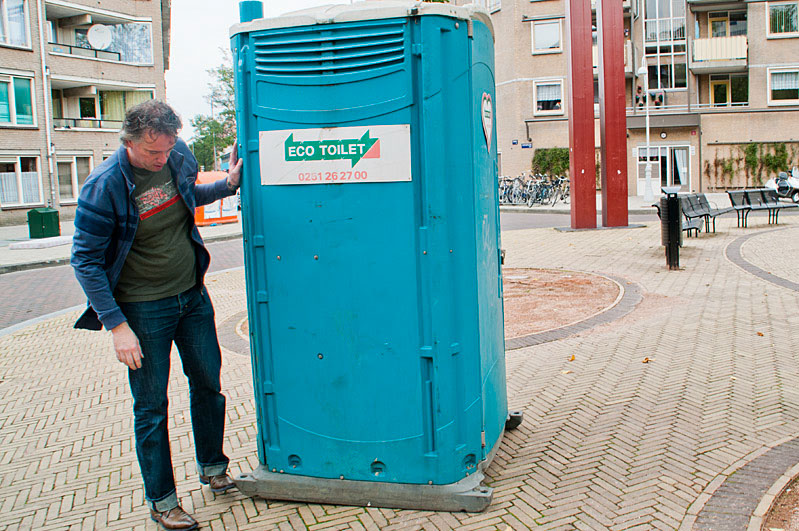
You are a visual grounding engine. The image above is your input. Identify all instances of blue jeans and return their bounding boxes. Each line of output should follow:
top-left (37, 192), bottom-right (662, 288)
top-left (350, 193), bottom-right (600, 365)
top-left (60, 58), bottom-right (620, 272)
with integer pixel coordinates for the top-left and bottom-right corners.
top-left (119, 285), bottom-right (229, 512)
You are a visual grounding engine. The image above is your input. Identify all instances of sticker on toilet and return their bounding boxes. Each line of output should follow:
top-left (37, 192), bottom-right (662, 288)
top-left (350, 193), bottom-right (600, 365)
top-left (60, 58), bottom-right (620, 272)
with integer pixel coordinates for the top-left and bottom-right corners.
top-left (481, 92), bottom-right (493, 152)
top-left (259, 125), bottom-right (412, 185)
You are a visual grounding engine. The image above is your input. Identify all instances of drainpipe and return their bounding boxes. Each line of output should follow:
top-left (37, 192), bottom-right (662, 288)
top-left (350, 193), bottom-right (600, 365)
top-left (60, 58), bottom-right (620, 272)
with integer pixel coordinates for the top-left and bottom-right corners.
top-left (36, 0), bottom-right (56, 207)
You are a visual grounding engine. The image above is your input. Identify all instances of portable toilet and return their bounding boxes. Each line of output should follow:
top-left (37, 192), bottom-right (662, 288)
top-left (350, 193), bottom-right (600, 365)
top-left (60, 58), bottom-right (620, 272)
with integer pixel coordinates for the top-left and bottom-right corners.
top-left (231, 0), bottom-right (515, 512)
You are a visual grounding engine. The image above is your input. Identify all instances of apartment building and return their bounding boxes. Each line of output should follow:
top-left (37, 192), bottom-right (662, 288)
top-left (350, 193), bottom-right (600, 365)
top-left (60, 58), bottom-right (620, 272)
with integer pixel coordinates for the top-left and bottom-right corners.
top-left (461, 0), bottom-right (799, 195)
top-left (0, 0), bottom-right (170, 226)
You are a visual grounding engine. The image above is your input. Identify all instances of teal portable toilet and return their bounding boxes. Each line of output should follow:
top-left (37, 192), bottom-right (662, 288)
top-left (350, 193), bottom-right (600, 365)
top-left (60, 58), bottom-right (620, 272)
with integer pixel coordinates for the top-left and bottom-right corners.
top-left (231, 0), bottom-right (517, 512)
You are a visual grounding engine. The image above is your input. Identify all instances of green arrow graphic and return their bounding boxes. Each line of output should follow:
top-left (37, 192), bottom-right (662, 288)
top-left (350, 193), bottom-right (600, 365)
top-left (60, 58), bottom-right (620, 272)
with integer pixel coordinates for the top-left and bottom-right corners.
top-left (284, 131), bottom-right (378, 168)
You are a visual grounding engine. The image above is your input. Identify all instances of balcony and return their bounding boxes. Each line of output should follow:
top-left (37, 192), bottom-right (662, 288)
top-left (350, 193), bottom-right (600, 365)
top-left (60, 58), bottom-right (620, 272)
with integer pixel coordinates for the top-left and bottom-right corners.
top-left (52, 118), bottom-right (122, 131)
top-left (593, 40), bottom-right (634, 78)
top-left (50, 78), bottom-right (154, 132)
top-left (45, 1), bottom-right (154, 66)
top-left (690, 35), bottom-right (748, 73)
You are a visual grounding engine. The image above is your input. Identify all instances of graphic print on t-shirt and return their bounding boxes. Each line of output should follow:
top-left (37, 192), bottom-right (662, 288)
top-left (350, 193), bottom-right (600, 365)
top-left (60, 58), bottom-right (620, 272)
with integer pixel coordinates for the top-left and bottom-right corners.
top-left (135, 180), bottom-right (180, 220)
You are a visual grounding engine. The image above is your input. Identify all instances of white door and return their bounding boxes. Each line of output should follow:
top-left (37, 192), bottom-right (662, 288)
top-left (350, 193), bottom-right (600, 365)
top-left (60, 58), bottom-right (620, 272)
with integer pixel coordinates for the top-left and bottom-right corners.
top-left (637, 145), bottom-right (690, 194)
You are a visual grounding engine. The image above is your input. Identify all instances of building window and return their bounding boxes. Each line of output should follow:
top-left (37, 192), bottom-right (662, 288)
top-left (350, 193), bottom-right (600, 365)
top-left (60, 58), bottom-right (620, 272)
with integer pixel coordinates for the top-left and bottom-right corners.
top-left (769, 69), bottom-right (799, 104)
top-left (646, 60), bottom-right (687, 90)
top-left (644, 0), bottom-right (687, 90)
top-left (532, 20), bottom-right (562, 53)
top-left (769, 2), bottom-right (798, 36)
top-left (0, 74), bottom-right (35, 126)
top-left (473, 0), bottom-right (500, 11)
top-left (644, 0), bottom-right (686, 42)
top-left (709, 11), bottom-right (747, 37)
top-left (99, 90), bottom-right (152, 121)
top-left (534, 80), bottom-right (563, 115)
top-left (79, 97), bottom-right (97, 119)
top-left (0, 0), bottom-right (29, 48)
top-left (56, 156), bottom-right (92, 203)
top-left (710, 73), bottom-right (748, 106)
top-left (0, 156), bottom-right (41, 206)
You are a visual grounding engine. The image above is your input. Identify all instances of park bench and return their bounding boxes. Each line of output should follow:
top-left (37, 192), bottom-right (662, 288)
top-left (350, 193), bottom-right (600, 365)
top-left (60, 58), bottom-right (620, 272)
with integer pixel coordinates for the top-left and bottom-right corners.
top-left (672, 193), bottom-right (733, 234)
top-left (757, 188), bottom-right (798, 224)
top-left (727, 189), bottom-right (798, 227)
top-left (693, 194), bottom-right (734, 233)
top-left (653, 200), bottom-right (703, 238)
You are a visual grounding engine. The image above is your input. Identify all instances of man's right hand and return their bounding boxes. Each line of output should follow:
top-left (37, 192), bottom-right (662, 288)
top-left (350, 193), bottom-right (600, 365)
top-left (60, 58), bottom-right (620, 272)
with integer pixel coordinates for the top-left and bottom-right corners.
top-left (112, 322), bottom-right (143, 370)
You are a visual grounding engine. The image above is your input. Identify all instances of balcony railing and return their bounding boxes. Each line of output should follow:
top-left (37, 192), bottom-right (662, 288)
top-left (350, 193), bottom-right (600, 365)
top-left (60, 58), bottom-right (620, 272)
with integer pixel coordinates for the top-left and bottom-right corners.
top-left (691, 102), bottom-right (749, 110)
top-left (49, 42), bottom-right (122, 62)
top-left (53, 118), bottom-right (123, 130)
top-left (692, 35), bottom-right (747, 62)
top-left (625, 102), bottom-right (749, 113)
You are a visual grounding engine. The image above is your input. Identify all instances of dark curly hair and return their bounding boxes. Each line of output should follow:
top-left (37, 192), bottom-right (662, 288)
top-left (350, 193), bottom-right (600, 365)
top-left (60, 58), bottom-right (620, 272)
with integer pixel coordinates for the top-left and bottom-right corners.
top-left (120, 100), bottom-right (182, 143)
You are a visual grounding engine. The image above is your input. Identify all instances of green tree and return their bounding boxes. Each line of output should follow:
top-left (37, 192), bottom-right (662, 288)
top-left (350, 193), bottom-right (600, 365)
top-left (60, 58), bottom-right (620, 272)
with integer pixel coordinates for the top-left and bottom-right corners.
top-left (189, 50), bottom-right (236, 170)
top-left (189, 115), bottom-right (233, 171)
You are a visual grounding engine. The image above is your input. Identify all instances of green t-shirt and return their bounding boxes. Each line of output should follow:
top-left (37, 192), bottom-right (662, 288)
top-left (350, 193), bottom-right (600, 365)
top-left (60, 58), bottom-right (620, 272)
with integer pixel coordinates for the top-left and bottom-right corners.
top-left (115, 165), bottom-right (197, 302)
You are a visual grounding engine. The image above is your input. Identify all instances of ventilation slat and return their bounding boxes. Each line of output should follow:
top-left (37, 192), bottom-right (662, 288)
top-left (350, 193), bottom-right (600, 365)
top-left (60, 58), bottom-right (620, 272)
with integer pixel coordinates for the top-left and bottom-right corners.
top-left (252, 20), bottom-right (407, 77)
top-left (254, 25), bottom-right (404, 48)
top-left (253, 36), bottom-right (404, 57)
top-left (256, 44), bottom-right (404, 66)
top-left (255, 54), bottom-right (404, 75)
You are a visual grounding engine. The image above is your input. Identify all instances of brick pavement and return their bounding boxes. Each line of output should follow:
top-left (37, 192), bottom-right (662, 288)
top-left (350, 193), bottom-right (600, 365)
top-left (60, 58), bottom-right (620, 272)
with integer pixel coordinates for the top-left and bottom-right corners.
top-left (0, 240), bottom-right (245, 332)
top-left (2, 214), bottom-right (799, 529)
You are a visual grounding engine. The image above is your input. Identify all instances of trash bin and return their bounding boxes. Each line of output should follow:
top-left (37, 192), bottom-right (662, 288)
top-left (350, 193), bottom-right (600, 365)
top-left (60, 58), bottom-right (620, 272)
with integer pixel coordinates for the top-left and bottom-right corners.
top-left (27, 208), bottom-right (60, 239)
top-left (660, 186), bottom-right (681, 270)
top-left (231, 0), bottom-right (509, 512)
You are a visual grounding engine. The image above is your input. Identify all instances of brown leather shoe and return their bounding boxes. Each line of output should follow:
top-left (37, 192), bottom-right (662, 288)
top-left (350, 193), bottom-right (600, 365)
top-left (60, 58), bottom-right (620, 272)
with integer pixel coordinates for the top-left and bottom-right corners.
top-left (149, 506), bottom-right (198, 530)
top-left (199, 473), bottom-right (236, 493)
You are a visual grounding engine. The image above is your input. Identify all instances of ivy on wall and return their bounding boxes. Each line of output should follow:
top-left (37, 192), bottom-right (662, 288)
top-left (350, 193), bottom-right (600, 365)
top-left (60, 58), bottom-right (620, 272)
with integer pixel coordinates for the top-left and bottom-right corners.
top-left (530, 147), bottom-right (603, 189)
top-left (704, 142), bottom-right (799, 190)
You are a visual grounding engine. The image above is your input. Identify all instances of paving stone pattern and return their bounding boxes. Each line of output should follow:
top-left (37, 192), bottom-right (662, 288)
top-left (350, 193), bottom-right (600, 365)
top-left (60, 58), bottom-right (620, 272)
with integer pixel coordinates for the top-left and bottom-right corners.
top-left (2, 215), bottom-right (799, 530)
top-left (0, 239), bottom-right (245, 332)
top-left (693, 438), bottom-right (799, 530)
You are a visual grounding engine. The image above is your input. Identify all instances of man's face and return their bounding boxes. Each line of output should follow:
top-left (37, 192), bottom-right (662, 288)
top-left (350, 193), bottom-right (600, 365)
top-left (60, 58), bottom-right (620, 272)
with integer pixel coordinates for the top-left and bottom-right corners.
top-left (125, 132), bottom-right (176, 172)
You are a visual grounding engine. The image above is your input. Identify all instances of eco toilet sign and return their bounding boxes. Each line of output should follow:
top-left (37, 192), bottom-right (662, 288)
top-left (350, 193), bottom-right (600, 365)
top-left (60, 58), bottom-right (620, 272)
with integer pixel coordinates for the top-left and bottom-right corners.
top-left (259, 125), bottom-right (412, 185)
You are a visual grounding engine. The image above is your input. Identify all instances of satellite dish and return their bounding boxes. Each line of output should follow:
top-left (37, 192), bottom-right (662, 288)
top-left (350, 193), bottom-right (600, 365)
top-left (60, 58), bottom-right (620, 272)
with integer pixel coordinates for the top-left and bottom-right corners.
top-left (87, 24), bottom-right (113, 50)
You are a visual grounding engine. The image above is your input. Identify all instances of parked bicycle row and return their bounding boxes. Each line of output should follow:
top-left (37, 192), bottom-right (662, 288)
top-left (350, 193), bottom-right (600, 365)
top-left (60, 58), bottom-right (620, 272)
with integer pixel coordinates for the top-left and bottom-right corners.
top-left (498, 174), bottom-right (570, 207)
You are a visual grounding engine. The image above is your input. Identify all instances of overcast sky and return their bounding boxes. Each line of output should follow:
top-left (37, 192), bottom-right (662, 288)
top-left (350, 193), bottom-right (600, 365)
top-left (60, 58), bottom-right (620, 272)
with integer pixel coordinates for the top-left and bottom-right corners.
top-left (165, 0), bottom-right (350, 141)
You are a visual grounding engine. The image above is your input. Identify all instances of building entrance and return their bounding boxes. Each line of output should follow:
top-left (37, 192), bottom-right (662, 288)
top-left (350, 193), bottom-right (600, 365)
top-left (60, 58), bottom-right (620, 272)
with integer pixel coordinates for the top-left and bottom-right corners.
top-left (636, 145), bottom-right (690, 194)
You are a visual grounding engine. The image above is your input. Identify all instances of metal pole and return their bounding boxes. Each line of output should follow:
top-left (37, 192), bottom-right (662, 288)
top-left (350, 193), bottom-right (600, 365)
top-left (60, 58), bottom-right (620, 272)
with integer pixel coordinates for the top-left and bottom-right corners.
top-left (642, 57), bottom-right (654, 202)
top-left (211, 100), bottom-right (218, 171)
top-left (37, 0), bottom-right (56, 207)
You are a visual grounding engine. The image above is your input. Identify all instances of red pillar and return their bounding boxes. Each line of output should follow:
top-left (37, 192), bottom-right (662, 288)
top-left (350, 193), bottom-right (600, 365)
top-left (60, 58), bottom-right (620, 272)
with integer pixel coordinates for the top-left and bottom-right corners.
top-left (566, 0), bottom-right (597, 229)
top-left (597, 0), bottom-right (629, 227)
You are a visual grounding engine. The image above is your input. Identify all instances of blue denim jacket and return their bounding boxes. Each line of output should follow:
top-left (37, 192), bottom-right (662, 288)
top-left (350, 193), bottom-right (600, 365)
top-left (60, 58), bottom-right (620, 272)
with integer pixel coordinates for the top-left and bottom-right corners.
top-left (71, 139), bottom-right (234, 331)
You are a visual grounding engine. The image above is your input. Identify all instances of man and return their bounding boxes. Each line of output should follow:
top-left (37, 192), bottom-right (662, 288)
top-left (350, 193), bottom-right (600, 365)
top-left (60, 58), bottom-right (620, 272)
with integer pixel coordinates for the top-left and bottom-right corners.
top-left (71, 100), bottom-right (242, 530)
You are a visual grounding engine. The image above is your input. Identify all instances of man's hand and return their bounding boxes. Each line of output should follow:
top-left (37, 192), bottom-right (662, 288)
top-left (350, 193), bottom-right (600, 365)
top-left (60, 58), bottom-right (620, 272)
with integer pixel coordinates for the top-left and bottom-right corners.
top-left (227, 142), bottom-right (243, 192)
top-left (112, 322), bottom-right (143, 370)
